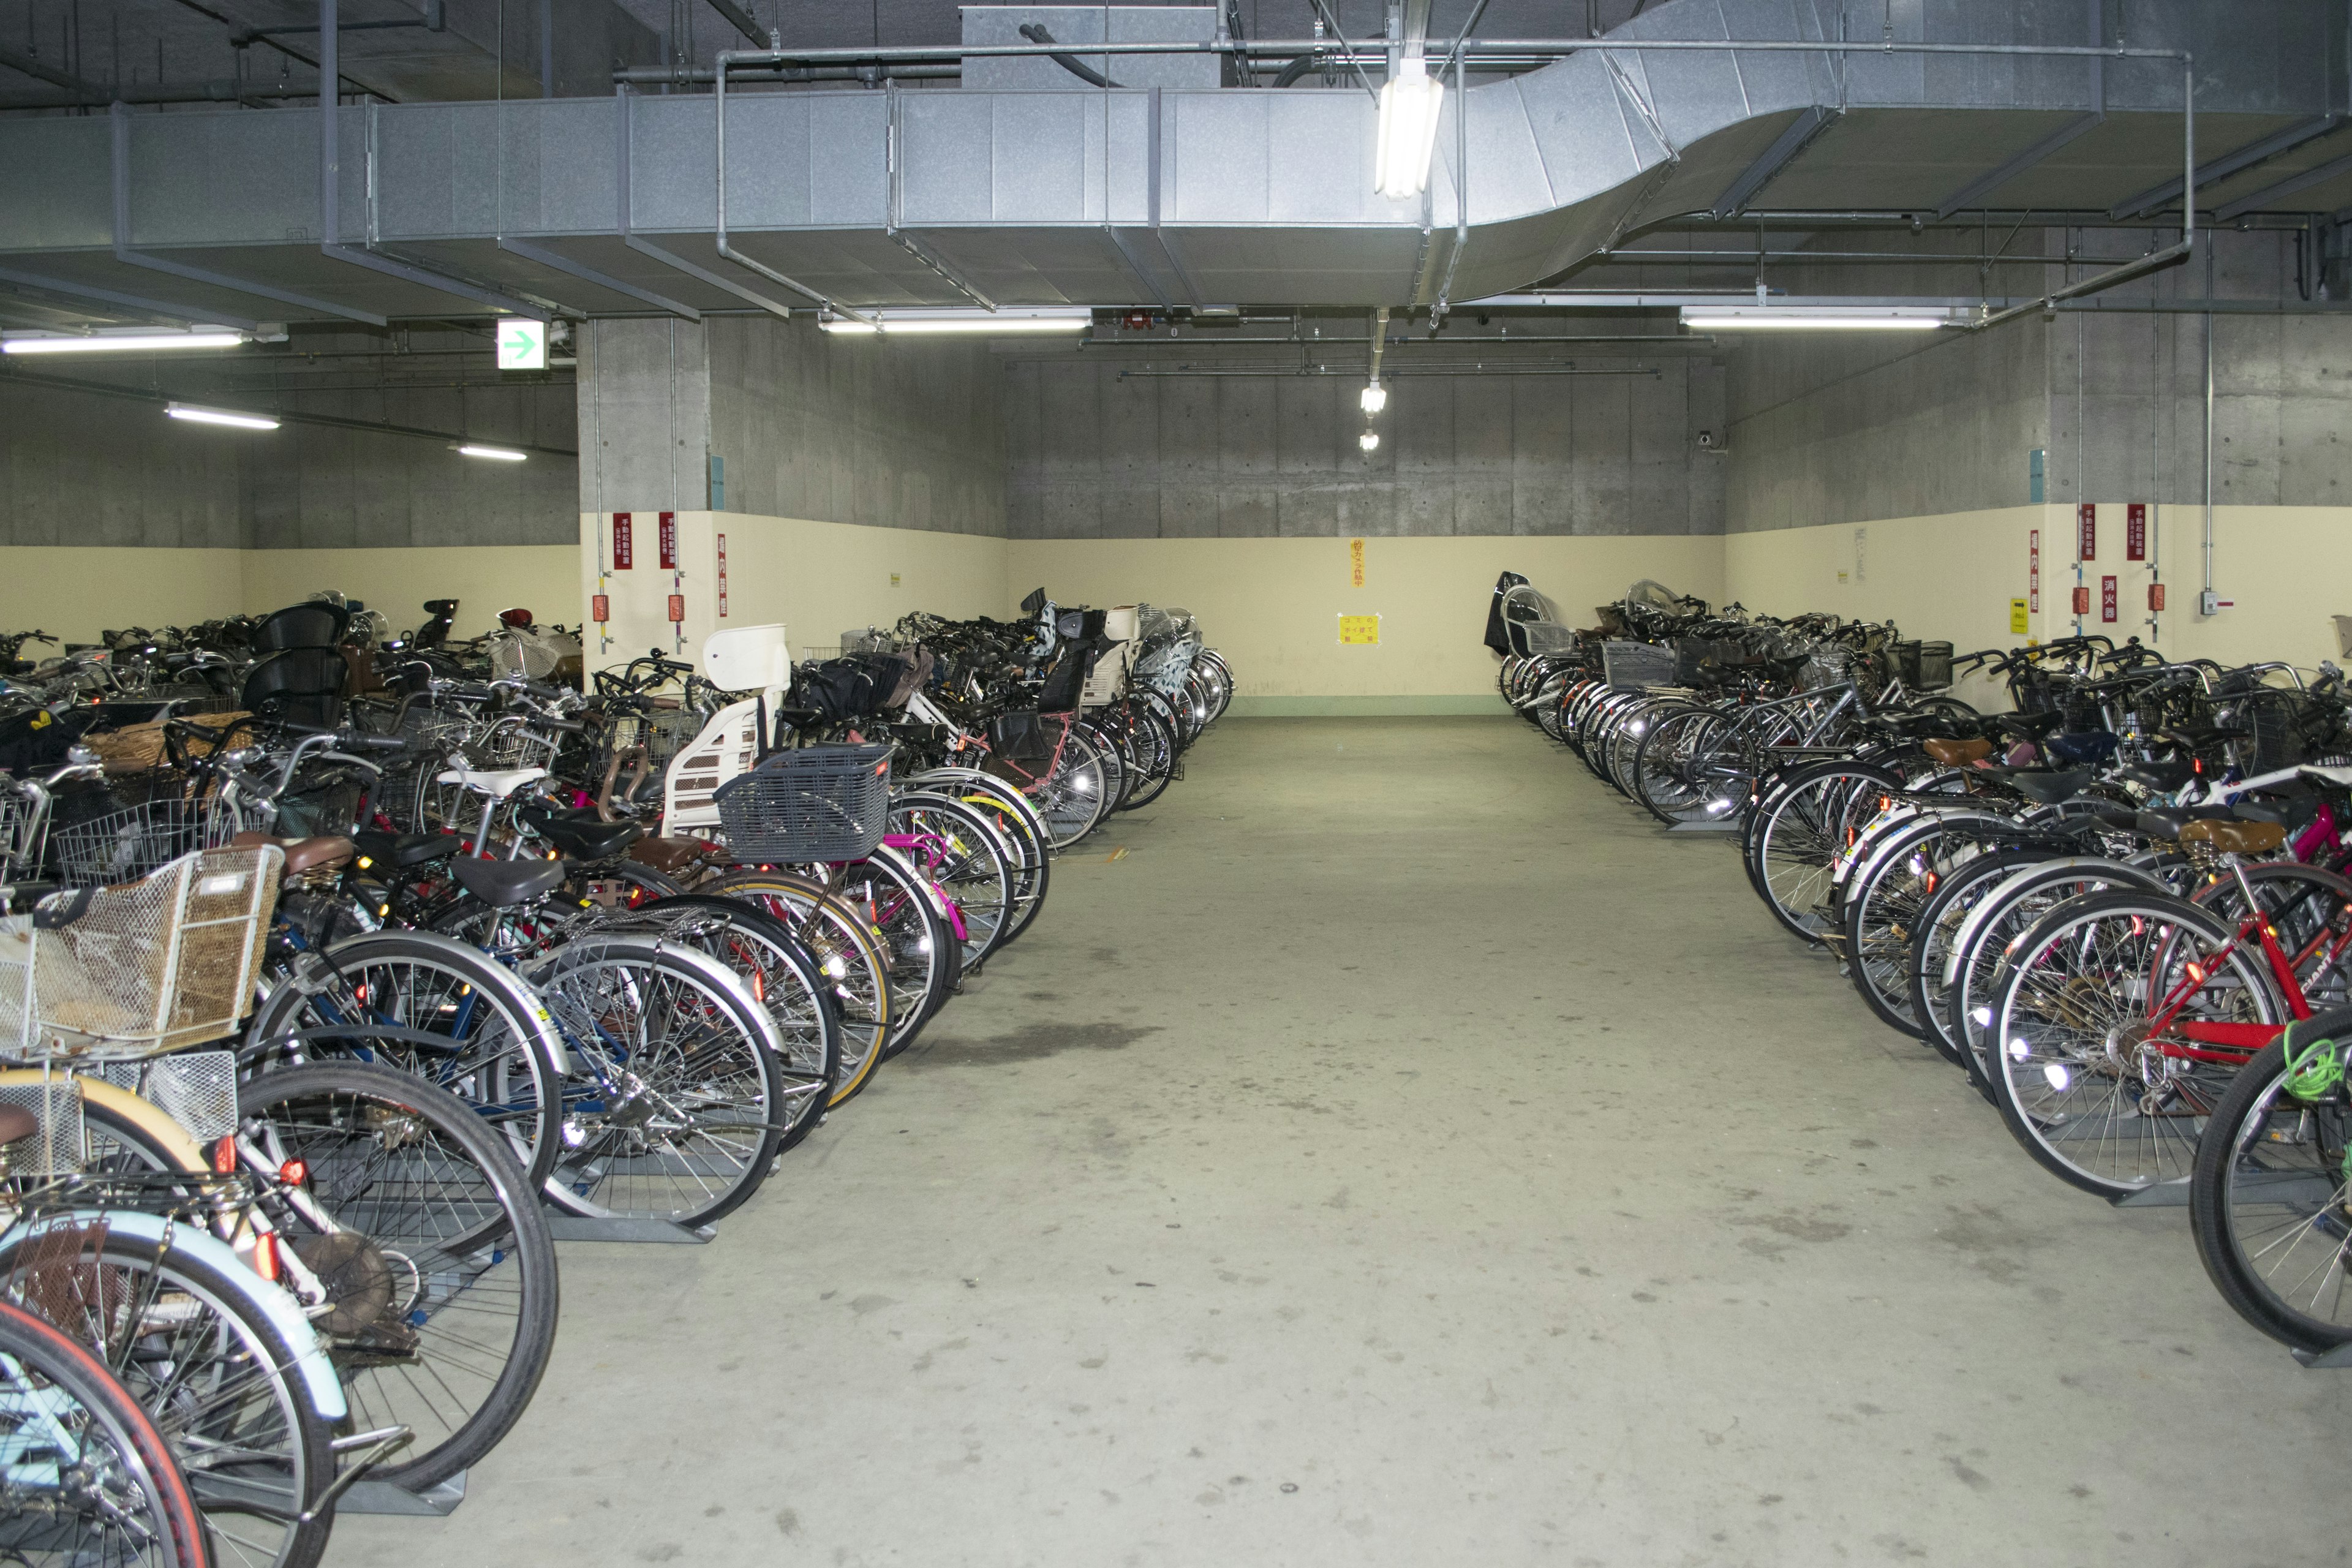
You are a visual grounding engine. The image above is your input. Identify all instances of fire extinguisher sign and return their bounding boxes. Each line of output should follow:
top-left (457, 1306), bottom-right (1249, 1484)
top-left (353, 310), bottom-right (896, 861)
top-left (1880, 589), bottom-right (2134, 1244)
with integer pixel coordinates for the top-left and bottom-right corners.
top-left (2101, 575), bottom-right (2119, 623)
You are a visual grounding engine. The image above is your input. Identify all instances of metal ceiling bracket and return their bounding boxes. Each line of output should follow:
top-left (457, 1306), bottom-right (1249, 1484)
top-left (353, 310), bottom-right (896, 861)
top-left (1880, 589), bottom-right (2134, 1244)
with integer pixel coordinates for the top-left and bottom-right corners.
top-left (2109, 115), bottom-right (2345, 220)
top-left (886, 85), bottom-right (998, 311)
top-left (1708, 105), bottom-right (1838, 221)
top-left (494, 237), bottom-right (701, 320)
top-left (2214, 151), bottom-right (2352, 222)
top-left (1145, 86), bottom-right (1205, 308)
top-left (1934, 112), bottom-right (2105, 220)
top-left (0, 262), bottom-right (258, 330)
top-left (714, 49), bottom-right (876, 325)
top-left (111, 103), bottom-right (387, 326)
top-left (616, 88), bottom-right (793, 318)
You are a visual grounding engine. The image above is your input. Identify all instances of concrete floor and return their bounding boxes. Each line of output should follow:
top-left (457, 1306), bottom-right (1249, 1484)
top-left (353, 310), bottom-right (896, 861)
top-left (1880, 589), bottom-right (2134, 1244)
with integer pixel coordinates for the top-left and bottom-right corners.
top-left (328, 717), bottom-right (2343, 1568)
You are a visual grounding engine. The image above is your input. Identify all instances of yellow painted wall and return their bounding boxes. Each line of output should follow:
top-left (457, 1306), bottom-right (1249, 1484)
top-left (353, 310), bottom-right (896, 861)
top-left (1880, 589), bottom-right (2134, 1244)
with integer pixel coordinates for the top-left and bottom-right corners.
top-left (242, 546), bottom-right (582, 640)
top-left (1726, 504), bottom-right (2352, 703)
top-left (1008, 534), bottom-right (1725, 706)
top-left (576, 512), bottom-right (1009, 673)
top-left (0, 548), bottom-right (246, 647)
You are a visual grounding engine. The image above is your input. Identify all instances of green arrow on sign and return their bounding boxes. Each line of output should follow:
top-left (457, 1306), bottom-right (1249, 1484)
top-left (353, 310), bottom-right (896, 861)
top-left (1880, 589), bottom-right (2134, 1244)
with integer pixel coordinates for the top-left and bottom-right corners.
top-left (503, 325), bottom-right (537, 358)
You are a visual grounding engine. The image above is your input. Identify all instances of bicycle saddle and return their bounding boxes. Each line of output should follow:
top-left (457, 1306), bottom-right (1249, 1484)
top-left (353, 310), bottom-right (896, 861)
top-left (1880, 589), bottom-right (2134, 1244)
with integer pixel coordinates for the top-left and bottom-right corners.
top-left (2003, 769), bottom-right (2095, 804)
top-left (1922, 738), bottom-right (1992, 767)
top-left (433, 766), bottom-right (549, 799)
top-left (450, 856), bottom-right (568, 908)
top-left (2045, 731), bottom-right (2120, 766)
top-left (352, 829), bottom-right (462, 869)
top-left (227, 831), bottom-right (355, 876)
top-left (2180, 818), bottom-right (2288, 856)
top-left (518, 805), bottom-right (643, 862)
top-left (0, 1105), bottom-right (36, 1147)
top-left (1996, 711), bottom-right (2067, 739)
top-left (2117, 758), bottom-right (2196, 790)
top-left (630, 836), bottom-right (707, 875)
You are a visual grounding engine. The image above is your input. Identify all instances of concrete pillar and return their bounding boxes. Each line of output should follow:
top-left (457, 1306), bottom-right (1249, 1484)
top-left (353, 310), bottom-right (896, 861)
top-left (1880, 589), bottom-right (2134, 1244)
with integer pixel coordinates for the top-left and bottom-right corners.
top-left (576, 318), bottom-right (711, 516)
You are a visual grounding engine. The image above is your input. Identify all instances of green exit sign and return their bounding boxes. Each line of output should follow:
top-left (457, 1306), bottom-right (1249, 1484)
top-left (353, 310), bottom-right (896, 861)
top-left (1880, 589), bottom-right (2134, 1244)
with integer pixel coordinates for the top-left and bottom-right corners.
top-left (497, 318), bottom-right (547, 371)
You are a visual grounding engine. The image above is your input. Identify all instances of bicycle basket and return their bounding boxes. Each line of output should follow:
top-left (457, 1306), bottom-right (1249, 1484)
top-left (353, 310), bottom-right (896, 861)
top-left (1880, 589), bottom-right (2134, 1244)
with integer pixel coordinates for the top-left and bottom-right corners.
top-left (50, 799), bottom-right (213, 887)
top-left (712, 743), bottom-right (891, 862)
top-left (1600, 641), bottom-right (1677, 690)
top-left (0, 845), bottom-right (281, 1063)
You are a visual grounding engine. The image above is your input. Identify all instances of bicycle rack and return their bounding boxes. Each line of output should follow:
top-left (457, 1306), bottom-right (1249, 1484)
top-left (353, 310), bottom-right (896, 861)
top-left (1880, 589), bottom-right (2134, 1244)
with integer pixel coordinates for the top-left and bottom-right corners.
top-left (2291, 1343), bottom-right (2352, 1369)
top-left (339, 1472), bottom-right (469, 1517)
top-left (545, 1214), bottom-right (717, 1243)
top-left (2108, 1179), bottom-right (2190, 1208)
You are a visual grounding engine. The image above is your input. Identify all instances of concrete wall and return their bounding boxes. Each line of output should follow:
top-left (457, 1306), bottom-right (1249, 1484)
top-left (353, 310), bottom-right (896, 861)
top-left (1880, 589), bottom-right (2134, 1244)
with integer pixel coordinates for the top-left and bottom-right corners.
top-left (1005, 355), bottom-right (1725, 539)
top-left (1011, 533), bottom-right (1725, 709)
top-left (580, 318), bottom-right (1007, 537)
top-left (1726, 503), bottom-right (2351, 690)
top-left (707, 319), bottom-right (1006, 537)
top-left (1, 331), bottom-right (579, 552)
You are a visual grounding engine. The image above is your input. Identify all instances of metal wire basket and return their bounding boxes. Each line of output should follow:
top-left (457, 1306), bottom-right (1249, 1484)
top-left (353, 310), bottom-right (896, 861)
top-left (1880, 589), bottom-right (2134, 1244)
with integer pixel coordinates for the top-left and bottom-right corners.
top-left (1515, 622), bottom-right (1580, 657)
top-left (713, 744), bottom-right (891, 862)
top-left (49, 799), bottom-right (214, 888)
top-left (94, 1049), bottom-right (239, 1141)
top-left (1600, 641), bottom-right (1678, 690)
top-left (0, 845), bottom-right (281, 1064)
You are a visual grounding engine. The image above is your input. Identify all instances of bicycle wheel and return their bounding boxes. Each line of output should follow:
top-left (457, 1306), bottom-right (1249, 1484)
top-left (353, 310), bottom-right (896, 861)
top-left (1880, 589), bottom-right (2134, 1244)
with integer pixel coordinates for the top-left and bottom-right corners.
top-left (1749, 766), bottom-right (1895, 943)
top-left (1989, 891), bottom-right (2282, 1197)
top-left (889, 794), bottom-right (1019, 970)
top-left (694, 870), bottom-right (891, 1107)
top-left (617, 895), bottom-right (840, 1151)
top-left (526, 935), bottom-right (785, 1227)
top-left (827, 847), bottom-right (959, 1058)
top-left (1030, 729), bottom-right (1107, 848)
top-left (1905, 846), bottom-right (2054, 1067)
top-left (237, 1060), bottom-right (559, 1491)
top-left (1841, 815), bottom-right (2005, 1038)
top-left (1076, 718), bottom-right (1132, 813)
top-left (0, 1297), bottom-right (208, 1568)
top-left (2191, 1019), bottom-right (2352, 1352)
top-left (2191, 864), bottom-right (2352, 1013)
top-left (0, 1213), bottom-right (338, 1568)
top-left (907, 771), bottom-right (1052, 948)
top-left (1114, 706), bottom-right (1178, 811)
top-left (243, 930), bottom-right (568, 1189)
top-left (1629, 706), bottom-right (1721, 824)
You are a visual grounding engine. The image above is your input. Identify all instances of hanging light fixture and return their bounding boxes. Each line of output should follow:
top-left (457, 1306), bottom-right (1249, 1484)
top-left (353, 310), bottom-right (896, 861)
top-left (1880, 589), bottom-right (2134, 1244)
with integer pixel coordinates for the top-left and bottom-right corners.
top-left (1374, 56), bottom-right (1445, 200)
top-left (1360, 380), bottom-right (1388, 415)
top-left (1359, 429), bottom-right (1381, 452)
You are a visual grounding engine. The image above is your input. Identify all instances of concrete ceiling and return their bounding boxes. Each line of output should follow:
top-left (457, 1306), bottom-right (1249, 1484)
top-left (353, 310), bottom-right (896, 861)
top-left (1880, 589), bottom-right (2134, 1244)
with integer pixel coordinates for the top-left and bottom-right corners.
top-left (0, 0), bottom-right (2344, 326)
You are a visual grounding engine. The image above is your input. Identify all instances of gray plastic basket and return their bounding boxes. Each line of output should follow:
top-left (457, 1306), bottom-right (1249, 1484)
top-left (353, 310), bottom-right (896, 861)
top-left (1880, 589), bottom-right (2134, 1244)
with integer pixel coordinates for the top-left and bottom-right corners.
top-left (713, 744), bottom-right (892, 863)
top-left (1600, 641), bottom-right (1678, 690)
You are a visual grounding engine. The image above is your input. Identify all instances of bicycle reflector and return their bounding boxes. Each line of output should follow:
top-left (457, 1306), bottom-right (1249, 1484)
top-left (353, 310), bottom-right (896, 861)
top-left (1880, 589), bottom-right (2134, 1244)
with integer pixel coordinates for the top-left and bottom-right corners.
top-left (212, 1136), bottom-right (238, 1174)
top-left (278, 1159), bottom-right (308, 1188)
top-left (253, 1232), bottom-right (279, 1281)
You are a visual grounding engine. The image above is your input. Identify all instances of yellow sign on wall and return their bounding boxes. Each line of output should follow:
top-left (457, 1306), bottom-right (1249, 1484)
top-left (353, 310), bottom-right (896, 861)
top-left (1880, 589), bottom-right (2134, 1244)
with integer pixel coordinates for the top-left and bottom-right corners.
top-left (2009, 597), bottom-right (2029, 635)
top-left (1349, 537), bottom-right (1366, 587)
top-left (1338, 614), bottom-right (1381, 646)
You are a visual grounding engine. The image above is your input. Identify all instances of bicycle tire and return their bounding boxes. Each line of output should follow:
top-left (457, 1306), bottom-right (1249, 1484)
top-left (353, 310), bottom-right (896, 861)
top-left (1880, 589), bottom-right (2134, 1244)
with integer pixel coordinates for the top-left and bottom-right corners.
top-left (0, 1297), bottom-right (209, 1568)
top-left (237, 1059), bottom-right (559, 1492)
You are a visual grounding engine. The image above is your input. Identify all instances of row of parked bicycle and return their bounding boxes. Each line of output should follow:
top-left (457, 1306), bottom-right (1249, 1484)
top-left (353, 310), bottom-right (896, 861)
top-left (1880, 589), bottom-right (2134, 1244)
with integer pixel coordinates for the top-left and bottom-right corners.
top-left (0, 587), bottom-right (1231, 1567)
top-left (1491, 573), bottom-right (2352, 1366)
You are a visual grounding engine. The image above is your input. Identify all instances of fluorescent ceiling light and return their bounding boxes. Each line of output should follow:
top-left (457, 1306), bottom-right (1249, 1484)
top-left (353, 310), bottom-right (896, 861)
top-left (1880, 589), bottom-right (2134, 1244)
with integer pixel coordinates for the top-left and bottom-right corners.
top-left (165, 401), bottom-right (278, 431)
top-left (820, 309), bottom-right (1092, 336)
top-left (1359, 429), bottom-right (1380, 452)
top-left (454, 443), bottom-right (528, 462)
top-left (1374, 58), bottom-right (1445, 200)
top-left (6, 331), bottom-right (245, 355)
top-left (1360, 380), bottom-right (1387, 415)
top-left (1678, 306), bottom-right (1959, 331)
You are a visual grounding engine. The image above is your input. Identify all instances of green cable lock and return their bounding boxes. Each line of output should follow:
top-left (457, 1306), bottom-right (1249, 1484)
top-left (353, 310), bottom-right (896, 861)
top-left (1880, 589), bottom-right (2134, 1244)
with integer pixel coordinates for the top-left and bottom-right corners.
top-left (2282, 1020), bottom-right (2346, 1102)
